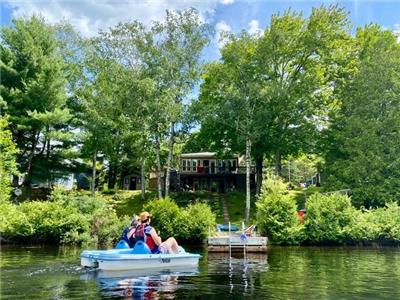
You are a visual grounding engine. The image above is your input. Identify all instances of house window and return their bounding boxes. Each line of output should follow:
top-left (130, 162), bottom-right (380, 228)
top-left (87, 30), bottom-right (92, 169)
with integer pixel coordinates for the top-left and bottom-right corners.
top-left (210, 161), bottom-right (215, 174)
top-left (183, 160), bottom-right (187, 172)
top-left (192, 160), bottom-right (197, 172)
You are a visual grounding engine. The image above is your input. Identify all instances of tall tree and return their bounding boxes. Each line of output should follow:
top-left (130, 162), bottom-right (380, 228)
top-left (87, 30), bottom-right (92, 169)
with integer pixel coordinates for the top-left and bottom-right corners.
top-left (197, 33), bottom-right (263, 224)
top-left (154, 9), bottom-right (211, 198)
top-left (323, 25), bottom-right (400, 208)
top-left (98, 9), bottom-right (211, 199)
top-left (0, 16), bottom-right (72, 192)
top-left (255, 5), bottom-right (352, 175)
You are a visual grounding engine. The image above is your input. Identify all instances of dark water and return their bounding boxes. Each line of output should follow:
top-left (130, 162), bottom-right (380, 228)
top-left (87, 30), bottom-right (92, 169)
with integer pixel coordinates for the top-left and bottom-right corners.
top-left (1, 245), bottom-right (399, 299)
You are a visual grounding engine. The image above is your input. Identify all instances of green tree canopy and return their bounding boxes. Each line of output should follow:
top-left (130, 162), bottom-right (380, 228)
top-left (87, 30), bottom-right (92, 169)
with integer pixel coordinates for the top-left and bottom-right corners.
top-left (0, 16), bottom-right (73, 188)
top-left (323, 25), bottom-right (400, 208)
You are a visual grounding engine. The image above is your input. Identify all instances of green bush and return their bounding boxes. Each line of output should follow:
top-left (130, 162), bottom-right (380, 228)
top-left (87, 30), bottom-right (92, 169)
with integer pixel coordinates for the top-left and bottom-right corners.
top-left (0, 189), bottom-right (129, 245)
top-left (345, 202), bottom-right (400, 243)
top-left (305, 193), bottom-right (357, 244)
top-left (143, 198), bottom-right (216, 243)
top-left (256, 175), bottom-right (305, 245)
top-left (179, 203), bottom-right (216, 242)
top-left (0, 202), bottom-right (33, 238)
top-left (143, 198), bottom-right (181, 240)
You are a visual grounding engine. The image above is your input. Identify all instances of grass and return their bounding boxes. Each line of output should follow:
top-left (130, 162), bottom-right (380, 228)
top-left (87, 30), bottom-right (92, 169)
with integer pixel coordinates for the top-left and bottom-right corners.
top-left (103, 190), bottom-right (156, 217)
top-left (223, 191), bottom-right (257, 226)
top-left (289, 186), bottom-right (322, 209)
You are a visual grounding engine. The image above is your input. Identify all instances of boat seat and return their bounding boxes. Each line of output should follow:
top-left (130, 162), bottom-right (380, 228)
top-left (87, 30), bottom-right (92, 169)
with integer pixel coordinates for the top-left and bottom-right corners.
top-left (131, 240), bottom-right (152, 254)
top-left (115, 239), bottom-right (130, 249)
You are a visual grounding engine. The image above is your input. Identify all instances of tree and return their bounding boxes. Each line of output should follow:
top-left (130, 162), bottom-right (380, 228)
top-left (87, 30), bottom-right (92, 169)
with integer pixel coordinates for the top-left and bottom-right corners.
top-left (255, 6), bottom-right (352, 175)
top-left (0, 116), bottom-right (19, 202)
top-left (97, 9), bottom-right (211, 199)
top-left (153, 9), bottom-right (211, 198)
top-left (0, 16), bottom-right (72, 192)
top-left (197, 33), bottom-right (263, 224)
top-left (323, 25), bottom-right (400, 208)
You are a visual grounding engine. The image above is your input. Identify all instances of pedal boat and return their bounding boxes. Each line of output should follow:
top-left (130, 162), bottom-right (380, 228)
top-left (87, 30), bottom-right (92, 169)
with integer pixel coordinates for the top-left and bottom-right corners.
top-left (80, 241), bottom-right (201, 271)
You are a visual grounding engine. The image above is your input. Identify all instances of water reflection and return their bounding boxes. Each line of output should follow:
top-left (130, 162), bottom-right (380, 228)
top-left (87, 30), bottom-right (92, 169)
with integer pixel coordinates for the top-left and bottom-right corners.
top-left (1, 245), bottom-right (399, 299)
top-left (81, 267), bottom-right (199, 299)
top-left (206, 252), bottom-right (269, 298)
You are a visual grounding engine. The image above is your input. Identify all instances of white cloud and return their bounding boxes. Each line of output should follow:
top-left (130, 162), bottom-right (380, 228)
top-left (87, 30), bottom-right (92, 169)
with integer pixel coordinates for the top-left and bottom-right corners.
top-left (220, 0), bottom-right (234, 5)
top-left (215, 20), bottom-right (231, 48)
top-left (248, 19), bottom-right (262, 36)
top-left (5, 0), bottom-right (221, 36)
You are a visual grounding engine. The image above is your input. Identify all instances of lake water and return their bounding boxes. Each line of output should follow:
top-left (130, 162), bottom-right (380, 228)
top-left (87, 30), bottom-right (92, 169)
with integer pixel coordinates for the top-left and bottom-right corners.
top-left (1, 245), bottom-right (399, 299)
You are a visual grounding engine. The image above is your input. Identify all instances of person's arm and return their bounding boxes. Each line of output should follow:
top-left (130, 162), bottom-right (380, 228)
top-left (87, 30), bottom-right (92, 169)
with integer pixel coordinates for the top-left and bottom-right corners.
top-left (127, 227), bottom-right (136, 239)
top-left (149, 228), bottom-right (162, 246)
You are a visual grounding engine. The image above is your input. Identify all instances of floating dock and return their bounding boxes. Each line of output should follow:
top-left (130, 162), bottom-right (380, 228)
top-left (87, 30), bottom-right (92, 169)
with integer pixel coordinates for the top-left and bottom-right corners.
top-left (207, 234), bottom-right (267, 252)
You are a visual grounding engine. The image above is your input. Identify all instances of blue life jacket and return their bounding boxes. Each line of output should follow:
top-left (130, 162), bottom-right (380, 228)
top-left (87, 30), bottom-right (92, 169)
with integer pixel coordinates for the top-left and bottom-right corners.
top-left (121, 226), bottom-right (136, 248)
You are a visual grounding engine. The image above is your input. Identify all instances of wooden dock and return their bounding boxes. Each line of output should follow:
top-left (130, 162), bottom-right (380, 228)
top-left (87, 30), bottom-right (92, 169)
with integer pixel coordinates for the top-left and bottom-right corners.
top-left (207, 235), bottom-right (267, 252)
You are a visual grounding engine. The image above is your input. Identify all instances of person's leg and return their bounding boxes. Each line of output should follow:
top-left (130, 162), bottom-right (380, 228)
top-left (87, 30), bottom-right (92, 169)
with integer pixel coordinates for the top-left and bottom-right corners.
top-left (160, 237), bottom-right (179, 254)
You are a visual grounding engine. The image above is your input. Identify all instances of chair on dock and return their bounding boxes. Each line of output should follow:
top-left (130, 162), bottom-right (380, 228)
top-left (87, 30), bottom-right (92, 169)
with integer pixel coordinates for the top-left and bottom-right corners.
top-left (244, 225), bottom-right (256, 237)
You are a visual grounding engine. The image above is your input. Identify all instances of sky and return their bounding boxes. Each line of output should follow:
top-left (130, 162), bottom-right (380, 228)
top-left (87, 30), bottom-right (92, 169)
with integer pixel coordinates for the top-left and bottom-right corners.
top-left (1, 0), bottom-right (399, 61)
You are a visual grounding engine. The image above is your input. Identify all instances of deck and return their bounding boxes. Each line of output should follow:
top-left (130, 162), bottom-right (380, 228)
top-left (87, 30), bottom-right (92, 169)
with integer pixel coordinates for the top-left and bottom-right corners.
top-left (207, 234), bottom-right (268, 252)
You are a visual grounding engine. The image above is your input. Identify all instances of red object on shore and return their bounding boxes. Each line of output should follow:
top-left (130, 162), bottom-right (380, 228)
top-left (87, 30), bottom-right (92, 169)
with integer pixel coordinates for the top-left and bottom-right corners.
top-left (197, 166), bottom-right (204, 173)
top-left (297, 210), bottom-right (305, 224)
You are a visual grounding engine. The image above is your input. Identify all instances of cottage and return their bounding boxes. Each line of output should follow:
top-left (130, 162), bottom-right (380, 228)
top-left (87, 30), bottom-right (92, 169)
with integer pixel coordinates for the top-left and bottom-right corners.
top-left (179, 152), bottom-right (255, 193)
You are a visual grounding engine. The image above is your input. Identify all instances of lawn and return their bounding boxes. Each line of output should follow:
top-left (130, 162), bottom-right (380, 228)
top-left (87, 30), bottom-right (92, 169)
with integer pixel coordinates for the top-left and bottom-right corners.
top-left (103, 190), bottom-right (156, 217)
top-left (222, 191), bottom-right (257, 226)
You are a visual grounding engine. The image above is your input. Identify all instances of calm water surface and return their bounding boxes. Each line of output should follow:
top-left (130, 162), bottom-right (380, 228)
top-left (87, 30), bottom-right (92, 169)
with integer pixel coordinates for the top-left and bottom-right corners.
top-left (1, 245), bottom-right (399, 299)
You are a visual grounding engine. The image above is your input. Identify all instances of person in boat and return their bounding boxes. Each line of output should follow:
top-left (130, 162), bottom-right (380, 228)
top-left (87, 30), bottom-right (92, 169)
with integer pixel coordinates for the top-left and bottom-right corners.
top-left (135, 211), bottom-right (180, 254)
top-left (121, 217), bottom-right (140, 248)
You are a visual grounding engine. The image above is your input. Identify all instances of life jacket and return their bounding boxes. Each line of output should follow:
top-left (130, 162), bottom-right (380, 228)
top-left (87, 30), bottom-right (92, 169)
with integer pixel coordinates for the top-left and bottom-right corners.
top-left (121, 226), bottom-right (136, 248)
top-left (134, 223), bottom-right (157, 252)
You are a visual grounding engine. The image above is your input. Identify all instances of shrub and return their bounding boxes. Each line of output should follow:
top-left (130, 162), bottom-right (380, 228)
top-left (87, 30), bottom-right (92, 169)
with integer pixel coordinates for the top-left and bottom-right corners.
top-left (256, 175), bottom-right (305, 245)
top-left (179, 203), bottom-right (216, 242)
top-left (143, 197), bottom-right (216, 242)
top-left (90, 208), bottom-right (130, 245)
top-left (20, 201), bottom-right (88, 242)
top-left (346, 202), bottom-right (400, 243)
top-left (0, 189), bottom-right (130, 246)
top-left (305, 193), bottom-right (357, 244)
top-left (0, 202), bottom-right (33, 238)
top-left (143, 198), bottom-right (181, 240)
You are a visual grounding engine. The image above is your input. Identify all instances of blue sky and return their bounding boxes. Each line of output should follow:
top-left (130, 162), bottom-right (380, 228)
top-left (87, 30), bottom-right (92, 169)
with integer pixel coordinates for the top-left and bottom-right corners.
top-left (1, 0), bottom-right (399, 62)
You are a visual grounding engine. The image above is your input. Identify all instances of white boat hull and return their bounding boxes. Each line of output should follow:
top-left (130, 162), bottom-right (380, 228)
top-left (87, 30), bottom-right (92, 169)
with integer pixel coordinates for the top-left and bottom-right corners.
top-left (81, 249), bottom-right (201, 271)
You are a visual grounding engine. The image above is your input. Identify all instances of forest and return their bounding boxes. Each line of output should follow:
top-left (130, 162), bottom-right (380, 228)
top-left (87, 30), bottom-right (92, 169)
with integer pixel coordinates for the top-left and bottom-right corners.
top-left (1, 6), bottom-right (400, 245)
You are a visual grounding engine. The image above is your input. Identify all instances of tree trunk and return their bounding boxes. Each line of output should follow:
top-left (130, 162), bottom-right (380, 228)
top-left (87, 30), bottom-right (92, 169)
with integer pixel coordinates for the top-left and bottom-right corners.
top-left (245, 137), bottom-right (252, 225)
top-left (255, 156), bottom-right (263, 197)
top-left (165, 122), bottom-right (175, 198)
top-left (107, 162), bottom-right (117, 190)
top-left (274, 148), bottom-right (282, 175)
top-left (141, 156), bottom-right (146, 201)
top-left (23, 131), bottom-right (37, 187)
top-left (91, 149), bottom-right (97, 197)
top-left (155, 134), bottom-right (163, 199)
top-left (12, 175), bottom-right (19, 187)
